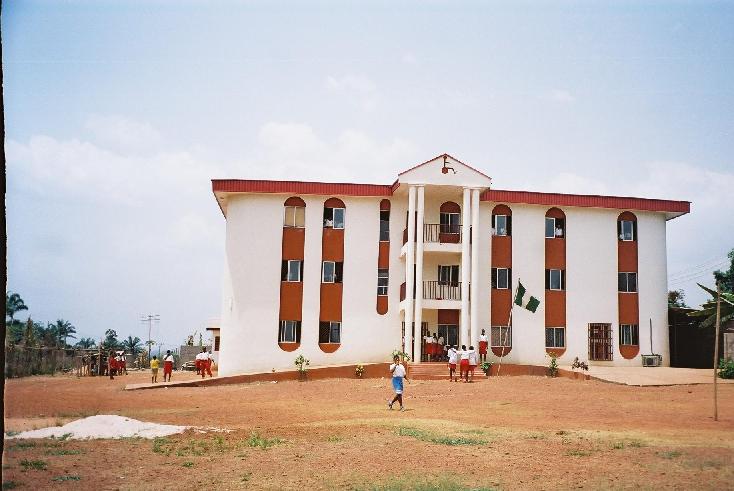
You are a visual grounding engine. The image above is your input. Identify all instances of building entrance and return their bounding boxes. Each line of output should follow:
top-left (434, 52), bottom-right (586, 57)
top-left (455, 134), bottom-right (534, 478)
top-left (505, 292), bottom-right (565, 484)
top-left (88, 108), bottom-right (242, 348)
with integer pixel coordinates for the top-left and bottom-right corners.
top-left (588, 323), bottom-right (613, 361)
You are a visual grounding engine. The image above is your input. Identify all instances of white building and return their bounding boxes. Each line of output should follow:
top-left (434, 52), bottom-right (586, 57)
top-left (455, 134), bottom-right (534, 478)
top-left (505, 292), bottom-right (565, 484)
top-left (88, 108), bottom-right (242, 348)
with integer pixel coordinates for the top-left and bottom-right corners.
top-left (212, 154), bottom-right (689, 376)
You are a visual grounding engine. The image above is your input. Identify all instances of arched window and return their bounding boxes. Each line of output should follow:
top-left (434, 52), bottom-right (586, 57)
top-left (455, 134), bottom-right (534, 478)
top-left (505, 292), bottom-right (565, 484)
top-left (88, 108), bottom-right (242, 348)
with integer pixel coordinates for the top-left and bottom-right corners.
top-left (545, 207), bottom-right (566, 239)
top-left (439, 201), bottom-right (461, 234)
top-left (283, 197), bottom-right (305, 228)
top-left (491, 204), bottom-right (512, 237)
top-left (323, 198), bottom-right (346, 229)
top-left (617, 211), bottom-right (637, 242)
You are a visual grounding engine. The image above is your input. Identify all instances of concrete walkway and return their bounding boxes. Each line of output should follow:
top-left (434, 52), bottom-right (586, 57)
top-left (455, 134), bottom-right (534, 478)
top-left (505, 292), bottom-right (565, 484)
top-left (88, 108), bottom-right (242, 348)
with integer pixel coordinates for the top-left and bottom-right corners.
top-left (566, 366), bottom-right (734, 386)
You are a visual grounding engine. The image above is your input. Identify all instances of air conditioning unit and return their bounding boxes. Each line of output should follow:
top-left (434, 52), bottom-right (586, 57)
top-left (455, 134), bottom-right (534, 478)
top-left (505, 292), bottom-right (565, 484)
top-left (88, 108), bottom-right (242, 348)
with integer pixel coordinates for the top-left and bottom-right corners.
top-left (641, 354), bottom-right (662, 367)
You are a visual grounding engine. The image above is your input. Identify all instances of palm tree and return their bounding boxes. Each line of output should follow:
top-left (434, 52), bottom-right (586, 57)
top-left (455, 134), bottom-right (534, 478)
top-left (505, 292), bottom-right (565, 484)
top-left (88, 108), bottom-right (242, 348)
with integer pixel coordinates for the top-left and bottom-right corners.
top-left (121, 336), bottom-right (143, 357)
top-left (103, 329), bottom-right (119, 350)
top-left (6, 291), bottom-right (28, 325)
top-left (51, 319), bottom-right (77, 347)
top-left (689, 283), bottom-right (734, 328)
top-left (75, 337), bottom-right (97, 349)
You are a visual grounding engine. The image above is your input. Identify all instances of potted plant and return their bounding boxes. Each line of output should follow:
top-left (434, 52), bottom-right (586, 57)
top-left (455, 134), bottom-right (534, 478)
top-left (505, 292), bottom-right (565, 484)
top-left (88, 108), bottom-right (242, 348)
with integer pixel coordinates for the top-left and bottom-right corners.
top-left (480, 361), bottom-right (493, 376)
top-left (355, 364), bottom-right (365, 378)
top-left (294, 354), bottom-right (310, 381)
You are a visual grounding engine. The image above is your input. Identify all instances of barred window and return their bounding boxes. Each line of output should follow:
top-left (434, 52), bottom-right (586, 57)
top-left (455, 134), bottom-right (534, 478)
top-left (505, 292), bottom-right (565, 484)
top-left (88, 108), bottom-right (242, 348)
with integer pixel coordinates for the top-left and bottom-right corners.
top-left (490, 326), bottom-right (511, 347)
top-left (620, 324), bottom-right (639, 345)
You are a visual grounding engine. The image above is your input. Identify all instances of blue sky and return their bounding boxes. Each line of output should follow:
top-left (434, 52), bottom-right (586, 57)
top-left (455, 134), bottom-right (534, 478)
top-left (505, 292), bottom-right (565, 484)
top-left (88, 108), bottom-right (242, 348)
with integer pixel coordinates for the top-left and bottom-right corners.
top-left (5, 1), bottom-right (733, 348)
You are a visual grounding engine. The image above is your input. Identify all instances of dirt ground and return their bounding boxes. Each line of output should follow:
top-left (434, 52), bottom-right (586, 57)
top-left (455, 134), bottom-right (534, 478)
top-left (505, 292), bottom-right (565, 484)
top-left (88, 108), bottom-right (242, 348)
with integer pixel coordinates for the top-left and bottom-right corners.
top-left (3, 371), bottom-right (734, 490)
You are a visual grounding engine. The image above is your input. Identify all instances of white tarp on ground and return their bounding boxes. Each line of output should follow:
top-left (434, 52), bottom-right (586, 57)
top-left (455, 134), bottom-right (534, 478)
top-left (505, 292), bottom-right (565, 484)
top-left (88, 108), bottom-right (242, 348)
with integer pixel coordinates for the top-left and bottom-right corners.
top-left (7, 415), bottom-right (188, 440)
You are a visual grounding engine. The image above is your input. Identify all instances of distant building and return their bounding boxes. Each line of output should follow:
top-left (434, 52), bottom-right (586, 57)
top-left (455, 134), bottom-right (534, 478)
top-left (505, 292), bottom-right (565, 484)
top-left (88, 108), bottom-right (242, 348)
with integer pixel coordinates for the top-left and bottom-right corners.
top-left (212, 154), bottom-right (689, 375)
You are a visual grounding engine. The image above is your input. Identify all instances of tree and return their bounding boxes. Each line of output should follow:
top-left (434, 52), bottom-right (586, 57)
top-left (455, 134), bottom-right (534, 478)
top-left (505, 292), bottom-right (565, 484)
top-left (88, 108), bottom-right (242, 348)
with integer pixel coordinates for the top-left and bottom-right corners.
top-left (75, 337), bottom-right (97, 349)
top-left (688, 283), bottom-right (734, 328)
top-left (6, 291), bottom-right (28, 325)
top-left (103, 329), bottom-right (119, 350)
top-left (23, 317), bottom-right (37, 346)
top-left (50, 319), bottom-right (77, 347)
top-left (121, 336), bottom-right (143, 357)
top-left (713, 248), bottom-right (734, 293)
top-left (668, 289), bottom-right (688, 308)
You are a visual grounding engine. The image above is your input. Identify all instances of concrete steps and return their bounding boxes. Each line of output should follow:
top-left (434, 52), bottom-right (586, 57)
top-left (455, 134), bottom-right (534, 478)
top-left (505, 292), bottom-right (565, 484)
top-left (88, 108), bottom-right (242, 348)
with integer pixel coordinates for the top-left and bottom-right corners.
top-left (408, 362), bottom-right (486, 380)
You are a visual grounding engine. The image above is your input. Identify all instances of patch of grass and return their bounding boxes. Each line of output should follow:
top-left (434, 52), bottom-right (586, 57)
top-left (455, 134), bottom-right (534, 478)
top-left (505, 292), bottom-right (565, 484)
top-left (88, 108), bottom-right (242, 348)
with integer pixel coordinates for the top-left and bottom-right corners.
top-left (241, 472), bottom-right (252, 482)
top-left (245, 432), bottom-right (283, 449)
top-left (659, 451), bottom-right (682, 459)
top-left (627, 440), bottom-right (645, 448)
top-left (182, 461), bottom-right (194, 468)
top-left (20, 459), bottom-right (48, 471)
top-left (152, 437), bottom-right (173, 456)
top-left (525, 432), bottom-right (546, 440)
top-left (51, 476), bottom-right (81, 482)
top-left (458, 428), bottom-right (484, 435)
top-left (397, 427), bottom-right (486, 446)
top-left (364, 474), bottom-right (499, 491)
top-left (9, 442), bottom-right (36, 450)
top-left (45, 449), bottom-right (82, 456)
top-left (566, 449), bottom-right (591, 457)
top-left (611, 442), bottom-right (625, 450)
top-left (2, 482), bottom-right (21, 490)
top-left (327, 435), bottom-right (343, 442)
top-left (58, 433), bottom-right (72, 441)
top-left (5, 431), bottom-right (20, 437)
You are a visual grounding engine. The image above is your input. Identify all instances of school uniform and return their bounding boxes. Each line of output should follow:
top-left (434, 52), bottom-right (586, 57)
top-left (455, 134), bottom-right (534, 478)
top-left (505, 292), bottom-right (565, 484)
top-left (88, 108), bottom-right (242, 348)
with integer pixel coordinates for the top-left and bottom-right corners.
top-left (479, 334), bottom-right (488, 355)
top-left (468, 350), bottom-right (478, 373)
top-left (459, 350), bottom-right (470, 375)
top-left (447, 348), bottom-right (458, 370)
top-left (390, 362), bottom-right (406, 395)
top-left (204, 352), bottom-right (213, 377)
top-left (425, 336), bottom-right (434, 359)
top-left (163, 354), bottom-right (174, 376)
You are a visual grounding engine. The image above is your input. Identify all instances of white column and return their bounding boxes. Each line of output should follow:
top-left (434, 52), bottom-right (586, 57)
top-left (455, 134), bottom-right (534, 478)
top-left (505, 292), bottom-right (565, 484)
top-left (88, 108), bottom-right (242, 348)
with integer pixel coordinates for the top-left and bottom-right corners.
top-left (460, 187), bottom-right (471, 347)
top-left (404, 186), bottom-right (416, 358)
top-left (413, 185), bottom-right (425, 363)
top-left (470, 188), bottom-right (481, 350)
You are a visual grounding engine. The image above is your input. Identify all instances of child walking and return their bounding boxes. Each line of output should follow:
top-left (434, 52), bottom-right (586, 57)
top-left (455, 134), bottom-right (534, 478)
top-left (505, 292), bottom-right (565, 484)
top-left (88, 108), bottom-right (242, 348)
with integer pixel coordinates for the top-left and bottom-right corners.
top-left (447, 345), bottom-right (458, 382)
top-left (468, 345), bottom-right (478, 382)
top-left (459, 345), bottom-right (470, 383)
top-left (388, 355), bottom-right (408, 411)
top-left (150, 355), bottom-right (160, 383)
top-left (479, 329), bottom-right (489, 363)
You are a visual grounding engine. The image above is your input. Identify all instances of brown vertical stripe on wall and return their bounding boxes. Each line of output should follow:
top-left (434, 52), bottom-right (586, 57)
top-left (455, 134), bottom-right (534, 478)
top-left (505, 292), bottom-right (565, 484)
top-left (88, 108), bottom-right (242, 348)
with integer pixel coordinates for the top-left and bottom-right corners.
top-left (319, 283), bottom-right (343, 321)
top-left (544, 291), bottom-right (566, 327)
top-left (322, 229), bottom-right (345, 261)
top-left (618, 241), bottom-right (638, 272)
top-left (490, 289), bottom-right (512, 326)
top-left (490, 204), bottom-right (513, 341)
top-left (617, 211), bottom-right (639, 359)
top-left (279, 197), bottom-right (306, 351)
top-left (319, 198), bottom-right (345, 346)
top-left (544, 208), bottom-right (566, 358)
top-left (544, 238), bottom-right (565, 269)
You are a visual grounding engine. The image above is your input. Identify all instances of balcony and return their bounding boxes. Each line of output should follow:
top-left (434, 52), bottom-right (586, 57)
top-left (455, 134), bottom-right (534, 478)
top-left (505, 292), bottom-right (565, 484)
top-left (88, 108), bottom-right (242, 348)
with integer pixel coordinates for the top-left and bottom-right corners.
top-left (400, 280), bottom-right (465, 301)
top-left (402, 224), bottom-right (464, 245)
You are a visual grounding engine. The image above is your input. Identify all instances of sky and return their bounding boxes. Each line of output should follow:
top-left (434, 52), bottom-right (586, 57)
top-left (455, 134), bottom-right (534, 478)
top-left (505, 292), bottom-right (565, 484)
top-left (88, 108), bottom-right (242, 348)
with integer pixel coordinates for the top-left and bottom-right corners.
top-left (4, 0), bottom-right (733, 349)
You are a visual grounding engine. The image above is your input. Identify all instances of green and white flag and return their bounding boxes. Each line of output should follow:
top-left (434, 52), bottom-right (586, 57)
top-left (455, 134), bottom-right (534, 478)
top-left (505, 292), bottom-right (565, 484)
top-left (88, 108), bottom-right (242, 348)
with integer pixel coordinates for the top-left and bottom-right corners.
top-left (514, 282), bottom-right (540, 313)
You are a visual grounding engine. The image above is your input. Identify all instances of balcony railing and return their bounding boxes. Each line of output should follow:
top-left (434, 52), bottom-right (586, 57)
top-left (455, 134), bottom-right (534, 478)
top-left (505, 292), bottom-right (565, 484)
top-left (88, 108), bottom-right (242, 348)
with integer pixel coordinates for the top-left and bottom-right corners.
top-left (403, 224), bottom-right (464, 245)
top-left (400, 281), bottom-right (465, 301)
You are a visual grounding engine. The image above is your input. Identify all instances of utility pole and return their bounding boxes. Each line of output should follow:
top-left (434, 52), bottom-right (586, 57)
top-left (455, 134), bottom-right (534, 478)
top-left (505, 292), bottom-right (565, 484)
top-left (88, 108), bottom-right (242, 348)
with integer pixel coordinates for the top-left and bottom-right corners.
top-left (140, 314), bottom-right (160, 361)
top-left (713, 282), bottom-right (721, 422)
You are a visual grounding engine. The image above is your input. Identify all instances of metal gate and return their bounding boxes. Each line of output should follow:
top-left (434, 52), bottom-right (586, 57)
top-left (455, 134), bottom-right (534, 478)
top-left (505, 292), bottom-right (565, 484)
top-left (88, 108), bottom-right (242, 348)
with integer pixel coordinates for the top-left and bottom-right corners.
top-left (588, 323), bottom-right (613, 361)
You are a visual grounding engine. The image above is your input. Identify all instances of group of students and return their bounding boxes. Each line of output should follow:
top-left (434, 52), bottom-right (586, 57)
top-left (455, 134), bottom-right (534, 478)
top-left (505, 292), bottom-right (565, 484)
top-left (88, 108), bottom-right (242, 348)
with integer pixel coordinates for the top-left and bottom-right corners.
top-left (195, 348), bottom-right (214, 378)
top-left (106, 351), bottom-right (127, 379)
top-left (423, 328), bottom-right (490, 364)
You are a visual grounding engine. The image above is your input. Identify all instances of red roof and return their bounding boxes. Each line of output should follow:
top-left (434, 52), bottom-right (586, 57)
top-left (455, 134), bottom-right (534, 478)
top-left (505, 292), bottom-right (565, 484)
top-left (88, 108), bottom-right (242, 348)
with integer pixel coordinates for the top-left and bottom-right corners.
top-left (212, 179), bottom-right (392, 197)
top-left (481, 189), bottom-right (690, 215)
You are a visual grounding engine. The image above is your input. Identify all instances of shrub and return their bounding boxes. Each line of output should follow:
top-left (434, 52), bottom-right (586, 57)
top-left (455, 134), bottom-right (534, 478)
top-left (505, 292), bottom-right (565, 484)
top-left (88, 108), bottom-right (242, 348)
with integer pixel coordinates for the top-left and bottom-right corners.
top-left (294, 355), bottom-right (310, 374)
top-left (20, 459), bottom-right (47, 471)
top-left (547, 353), bottom-right (558, 378)
top-left (355, 364), bottom-right (365, 377)
top-left (391, 350), bottom-right (411, 362)
top-left (571, 357), bottom-right (589, 371)
top-left (480, 361), bottom-right (493, 375)
top-left (719, 358), bottom-right (734, 379)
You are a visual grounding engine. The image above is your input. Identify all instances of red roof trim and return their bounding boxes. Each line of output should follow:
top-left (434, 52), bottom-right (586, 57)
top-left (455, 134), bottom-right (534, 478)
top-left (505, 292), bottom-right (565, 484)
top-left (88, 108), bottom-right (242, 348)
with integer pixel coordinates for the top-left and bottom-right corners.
top-left (397, 153), bottom-right (492, 180)
top-left (481, 189), bottom-right (690, 215)
top-left (212, 179), bottom-right (393, 197)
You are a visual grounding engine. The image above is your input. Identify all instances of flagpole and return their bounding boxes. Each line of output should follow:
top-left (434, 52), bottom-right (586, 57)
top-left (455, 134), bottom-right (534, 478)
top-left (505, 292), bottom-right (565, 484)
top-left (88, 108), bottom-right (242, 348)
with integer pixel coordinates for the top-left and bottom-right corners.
top-left (497, 280), bottom-right (519, 377)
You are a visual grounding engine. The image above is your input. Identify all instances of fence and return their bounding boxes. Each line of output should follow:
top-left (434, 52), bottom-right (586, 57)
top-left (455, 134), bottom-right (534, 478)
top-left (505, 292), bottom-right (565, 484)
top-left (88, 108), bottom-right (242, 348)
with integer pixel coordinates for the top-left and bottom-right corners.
top-left (4, 345), bottom-right (80, 378)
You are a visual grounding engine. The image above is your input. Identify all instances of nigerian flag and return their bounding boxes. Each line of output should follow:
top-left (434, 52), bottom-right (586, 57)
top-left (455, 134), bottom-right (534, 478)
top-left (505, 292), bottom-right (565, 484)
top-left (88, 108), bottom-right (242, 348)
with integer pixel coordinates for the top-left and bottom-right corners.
top-left (514, 282), bottom-right (540, 313)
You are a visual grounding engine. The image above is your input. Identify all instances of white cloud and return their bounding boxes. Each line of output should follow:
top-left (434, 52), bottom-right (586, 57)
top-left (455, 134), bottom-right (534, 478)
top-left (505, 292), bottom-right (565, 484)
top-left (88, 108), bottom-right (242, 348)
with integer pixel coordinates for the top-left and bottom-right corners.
top-left (325, 74), bottom-right (379, 112)
top-left (548, 89), bottom-right (576, 103)
top-left (85, 114), bottom-right (162, 154)
top-left (400, 51), bottom-right (418, 65)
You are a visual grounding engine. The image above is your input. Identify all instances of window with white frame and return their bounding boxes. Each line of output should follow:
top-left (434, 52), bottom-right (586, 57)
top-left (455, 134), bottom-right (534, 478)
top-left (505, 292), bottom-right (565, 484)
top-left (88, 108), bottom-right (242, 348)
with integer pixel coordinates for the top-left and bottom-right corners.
top-left (322, 261), bottom-right (343, 283)
top-left (618, 272), bottom-right (637, 292)
top-left (492, 214), bottom-right (511, 236)
top-left (545, 269), bottom-right (565, 290)
top-left (281, 260), bottom-right (303, 282)
top-left (319, 321), bottom-right (341, 343)
top-left (440, 212), bottom-right (460, 234)
top-left (491, 268), bottom-right (511, 289)
top-left (284, 206), bottom-right (305, 228)
top-left (324, 207), bottom-right (345, 229)
top-left (278, 320), bottom-right (301, 343)
top-left (438, 265), bottom-right (460, 286)
top-left (618, 220), bottom-right (636, 241)
top-left (545, 327), bottom-right (565, 348)
top-left (490, 326), bottom-right (511, 347)
top-left (545, 217), bottom-right (565, 238)
top-left (377, 268), bottom-right (389, 296)
top-left (619, 324), bottom-right (639, 345)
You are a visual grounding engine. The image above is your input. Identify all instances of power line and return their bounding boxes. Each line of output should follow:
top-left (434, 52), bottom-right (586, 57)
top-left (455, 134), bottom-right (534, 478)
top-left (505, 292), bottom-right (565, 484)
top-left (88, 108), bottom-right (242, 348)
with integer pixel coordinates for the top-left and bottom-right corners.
top-left (140, 314), bottom-right (160, 359)
top-left (669, 256), bottom-right (729, 279)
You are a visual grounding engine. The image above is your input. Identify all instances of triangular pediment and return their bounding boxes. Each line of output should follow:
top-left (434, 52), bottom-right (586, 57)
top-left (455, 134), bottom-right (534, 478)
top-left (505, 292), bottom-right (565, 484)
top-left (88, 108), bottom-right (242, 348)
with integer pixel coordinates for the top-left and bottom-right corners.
top-left (397, 153), bottom-right (492, 189)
